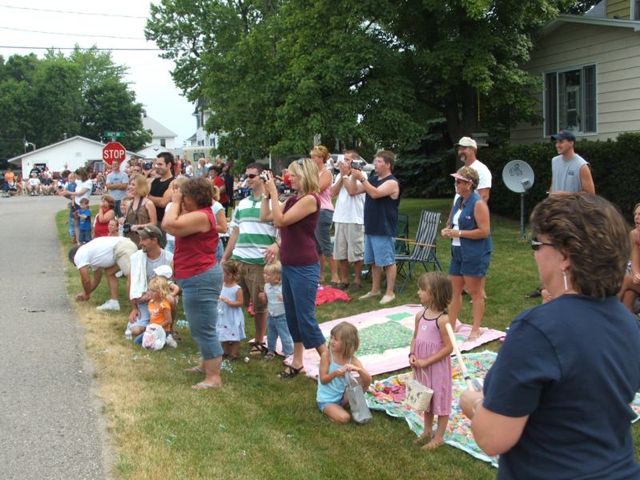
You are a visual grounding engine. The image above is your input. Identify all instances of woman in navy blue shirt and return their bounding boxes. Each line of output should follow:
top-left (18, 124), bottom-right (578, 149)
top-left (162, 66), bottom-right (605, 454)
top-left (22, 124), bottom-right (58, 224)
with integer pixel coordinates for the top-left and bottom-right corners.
top-left (461, 193), bottom-right (640, 480)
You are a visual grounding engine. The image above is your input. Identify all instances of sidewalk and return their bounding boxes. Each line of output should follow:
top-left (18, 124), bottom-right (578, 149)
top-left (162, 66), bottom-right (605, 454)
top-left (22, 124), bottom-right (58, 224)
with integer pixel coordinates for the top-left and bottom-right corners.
top-left (0, 196), bottom-right (107, 479)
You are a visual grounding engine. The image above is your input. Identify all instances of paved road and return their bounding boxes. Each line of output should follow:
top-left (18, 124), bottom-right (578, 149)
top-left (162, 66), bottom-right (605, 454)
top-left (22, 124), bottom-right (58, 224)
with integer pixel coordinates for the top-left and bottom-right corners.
top-left (0, 196), bottom-right (108, 479)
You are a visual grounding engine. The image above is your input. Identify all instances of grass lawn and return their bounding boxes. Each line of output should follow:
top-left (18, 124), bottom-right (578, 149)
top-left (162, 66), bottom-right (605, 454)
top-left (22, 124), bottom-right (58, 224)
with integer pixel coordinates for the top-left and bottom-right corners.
top-left (58, 198), bottom-right (640, 480)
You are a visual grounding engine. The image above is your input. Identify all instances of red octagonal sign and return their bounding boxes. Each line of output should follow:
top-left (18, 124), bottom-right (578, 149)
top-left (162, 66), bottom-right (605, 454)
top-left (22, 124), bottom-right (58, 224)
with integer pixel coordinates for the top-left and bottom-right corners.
top-left (102, 141), bottom-right (127, 165)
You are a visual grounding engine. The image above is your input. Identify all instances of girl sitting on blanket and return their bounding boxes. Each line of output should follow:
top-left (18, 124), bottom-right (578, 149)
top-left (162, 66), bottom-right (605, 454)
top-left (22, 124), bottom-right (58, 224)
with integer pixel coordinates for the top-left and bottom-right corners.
top-left (409, 272), bottom-right (454, 450)
top-left (316, 322), bottom-right (371, 423)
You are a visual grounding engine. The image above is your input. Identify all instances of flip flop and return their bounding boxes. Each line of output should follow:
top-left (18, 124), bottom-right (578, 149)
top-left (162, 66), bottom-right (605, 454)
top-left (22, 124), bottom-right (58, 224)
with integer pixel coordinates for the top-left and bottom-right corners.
top-left (192, 382), bottom-right (221, 390)
top-left (185, 366), bottom-right (203, 374)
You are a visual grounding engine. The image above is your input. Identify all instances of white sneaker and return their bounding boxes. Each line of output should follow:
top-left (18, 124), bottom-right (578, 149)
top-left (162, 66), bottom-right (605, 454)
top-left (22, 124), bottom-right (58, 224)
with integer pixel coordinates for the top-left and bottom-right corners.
top-left (97, 299), bottom-right (120, 311)
top-left (165, 334), bottom-right (178, 348)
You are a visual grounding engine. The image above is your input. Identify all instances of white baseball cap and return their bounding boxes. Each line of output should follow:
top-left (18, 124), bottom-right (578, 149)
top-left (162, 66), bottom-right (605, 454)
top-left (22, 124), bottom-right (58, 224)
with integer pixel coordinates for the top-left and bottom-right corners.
top-left (455, 137), bottom-right (477, 149)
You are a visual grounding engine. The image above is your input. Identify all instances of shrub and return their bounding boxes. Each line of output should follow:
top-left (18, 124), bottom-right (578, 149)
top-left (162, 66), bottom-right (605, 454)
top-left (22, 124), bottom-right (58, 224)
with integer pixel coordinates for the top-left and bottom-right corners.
top-left (397, 132), bottom-right (640, 223)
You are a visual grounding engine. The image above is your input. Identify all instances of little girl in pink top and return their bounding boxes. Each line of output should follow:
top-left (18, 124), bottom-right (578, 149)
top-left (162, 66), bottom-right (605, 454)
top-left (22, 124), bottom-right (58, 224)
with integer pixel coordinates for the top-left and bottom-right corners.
top-left (409, 272), bottom-right (454, 450)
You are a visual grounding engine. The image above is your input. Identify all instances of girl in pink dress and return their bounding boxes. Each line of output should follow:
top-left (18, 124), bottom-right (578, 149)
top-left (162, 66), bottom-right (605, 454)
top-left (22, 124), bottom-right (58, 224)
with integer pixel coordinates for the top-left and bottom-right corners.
top-left (409, 271), bottom-right (453, 450)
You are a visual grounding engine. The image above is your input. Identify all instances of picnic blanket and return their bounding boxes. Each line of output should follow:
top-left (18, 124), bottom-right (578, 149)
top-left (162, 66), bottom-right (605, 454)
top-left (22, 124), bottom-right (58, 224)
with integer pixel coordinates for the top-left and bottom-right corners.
top-left (367, 351), bottom-right (499, 467)
top-left (367, 350), bottom-right (640, 469)
top-left (283, 304), bottom-right (505, 379)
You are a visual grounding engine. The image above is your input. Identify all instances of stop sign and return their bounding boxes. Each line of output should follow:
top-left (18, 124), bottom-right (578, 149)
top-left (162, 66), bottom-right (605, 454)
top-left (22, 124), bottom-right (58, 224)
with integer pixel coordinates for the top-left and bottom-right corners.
top-left (102, 141), bottom-right (127, 165)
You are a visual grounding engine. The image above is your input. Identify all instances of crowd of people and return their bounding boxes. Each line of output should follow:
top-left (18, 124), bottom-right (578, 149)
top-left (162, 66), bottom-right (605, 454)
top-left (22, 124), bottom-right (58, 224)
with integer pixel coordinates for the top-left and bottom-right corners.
top-left (30, 132), bottom-right (640, 476)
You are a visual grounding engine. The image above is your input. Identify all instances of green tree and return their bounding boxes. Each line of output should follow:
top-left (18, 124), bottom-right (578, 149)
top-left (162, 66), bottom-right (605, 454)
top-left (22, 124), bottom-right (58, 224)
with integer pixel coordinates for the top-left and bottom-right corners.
top-left (146, 1), bottom-right (583, 157)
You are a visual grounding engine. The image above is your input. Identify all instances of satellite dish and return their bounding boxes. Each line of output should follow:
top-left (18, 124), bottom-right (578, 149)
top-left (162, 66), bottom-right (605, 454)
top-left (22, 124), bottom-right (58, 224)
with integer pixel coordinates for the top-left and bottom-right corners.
top-left (502, 160), bottom-right (536, 239)
top-left (502, 160), bottom-right (535, 193)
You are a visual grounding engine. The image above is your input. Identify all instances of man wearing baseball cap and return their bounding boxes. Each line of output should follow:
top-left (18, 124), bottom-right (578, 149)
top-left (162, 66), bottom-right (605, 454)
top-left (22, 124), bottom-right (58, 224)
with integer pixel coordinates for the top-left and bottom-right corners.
top-left (127, 224), bottom-right (174, 338)
top-left (455, 136), bottom-right (492, 202)
top-left (549, 130), bottom-right (595, 194)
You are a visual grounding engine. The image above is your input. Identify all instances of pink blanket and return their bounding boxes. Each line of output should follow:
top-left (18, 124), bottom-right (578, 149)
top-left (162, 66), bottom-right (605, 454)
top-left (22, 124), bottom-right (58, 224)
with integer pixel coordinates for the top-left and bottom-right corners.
top-left (278, 304), bottom-right (505, 379)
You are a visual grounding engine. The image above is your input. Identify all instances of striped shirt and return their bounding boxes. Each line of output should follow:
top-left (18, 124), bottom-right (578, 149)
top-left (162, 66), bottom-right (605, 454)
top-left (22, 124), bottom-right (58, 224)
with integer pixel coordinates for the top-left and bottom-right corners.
top-left (230, 194), bottom-right (277, 265)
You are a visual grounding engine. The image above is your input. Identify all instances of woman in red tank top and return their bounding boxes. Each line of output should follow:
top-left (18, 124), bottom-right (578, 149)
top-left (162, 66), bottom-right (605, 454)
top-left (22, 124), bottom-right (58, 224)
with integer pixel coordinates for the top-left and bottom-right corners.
top-left (94, 194), bottom-right (116, 238)
top-left (162, 177), bottom-right (224, 389)
top-left (261, 158), bottom-right (327, 379)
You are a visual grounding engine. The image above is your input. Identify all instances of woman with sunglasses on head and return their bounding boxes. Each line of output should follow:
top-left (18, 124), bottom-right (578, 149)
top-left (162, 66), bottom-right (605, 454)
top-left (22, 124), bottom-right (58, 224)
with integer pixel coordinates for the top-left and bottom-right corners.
top-left (460, 193), bottom-right (640, 480)
top-left (441, 166), bottom-right (492, 342)
top-left (260, 158), bottom-right (327, 379)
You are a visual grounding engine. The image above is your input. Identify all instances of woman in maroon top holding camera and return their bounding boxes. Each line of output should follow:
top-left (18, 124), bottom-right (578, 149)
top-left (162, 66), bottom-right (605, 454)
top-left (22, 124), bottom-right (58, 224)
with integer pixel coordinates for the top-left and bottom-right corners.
top-left (261, 158), bottom-right (328, 379)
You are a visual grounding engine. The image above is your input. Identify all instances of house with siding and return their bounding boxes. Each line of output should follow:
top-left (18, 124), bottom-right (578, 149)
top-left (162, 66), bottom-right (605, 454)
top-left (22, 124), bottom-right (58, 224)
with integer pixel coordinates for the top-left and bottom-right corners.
top-left (510, 0), bottom-right (640, 144)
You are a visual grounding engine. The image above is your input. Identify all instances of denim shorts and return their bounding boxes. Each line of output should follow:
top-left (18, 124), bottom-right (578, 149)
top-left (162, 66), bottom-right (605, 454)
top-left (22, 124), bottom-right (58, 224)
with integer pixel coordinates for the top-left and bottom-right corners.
top-left (315, 209), bottom-right (334, 256)
top-left (317, 395), bottom-right (346, 413)
top-left (363, 235), bottom-right (395, 267)
top-left (448, 245), bottom-right (490, 277)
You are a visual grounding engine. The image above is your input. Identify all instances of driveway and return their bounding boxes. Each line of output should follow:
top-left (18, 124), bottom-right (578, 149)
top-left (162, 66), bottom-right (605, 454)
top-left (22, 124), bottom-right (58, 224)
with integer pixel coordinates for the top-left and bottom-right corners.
top-left (0, 195), bottom-right (107, 479)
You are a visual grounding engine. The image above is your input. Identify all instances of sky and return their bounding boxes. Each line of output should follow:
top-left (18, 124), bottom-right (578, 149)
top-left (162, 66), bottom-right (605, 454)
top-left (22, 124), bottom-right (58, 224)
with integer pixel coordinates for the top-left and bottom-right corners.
top-left (0, 1), bottom-right (195, 145)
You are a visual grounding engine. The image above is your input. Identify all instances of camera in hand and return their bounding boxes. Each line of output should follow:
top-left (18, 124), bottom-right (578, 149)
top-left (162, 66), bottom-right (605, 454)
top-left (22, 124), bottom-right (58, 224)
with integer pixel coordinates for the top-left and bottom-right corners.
top-left (351, 159), bottom-right (366, 170)
top-left (122, 223), bottom-right (132, 234)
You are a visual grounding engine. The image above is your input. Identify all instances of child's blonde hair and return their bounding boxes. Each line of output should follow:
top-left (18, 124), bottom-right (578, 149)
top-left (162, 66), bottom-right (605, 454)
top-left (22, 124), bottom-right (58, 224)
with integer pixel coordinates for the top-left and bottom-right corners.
top-left (330, 322), bottom-right (359, 358)
top-left (417, 272), bottom-right (452, 312)
top-left (222, 260), bottom-right (240, 282)
top-left (263, 261), bottom-right (282, 278)
top-left (148, 276), bottom-right (171, 299)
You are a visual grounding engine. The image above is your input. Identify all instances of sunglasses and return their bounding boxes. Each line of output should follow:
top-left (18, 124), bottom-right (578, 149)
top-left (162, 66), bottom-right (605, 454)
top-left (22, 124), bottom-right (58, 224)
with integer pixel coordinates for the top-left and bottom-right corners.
top-left (530, 238), bottom-right (554, 251)
top-left (245, 173), bottom-right (258, 179)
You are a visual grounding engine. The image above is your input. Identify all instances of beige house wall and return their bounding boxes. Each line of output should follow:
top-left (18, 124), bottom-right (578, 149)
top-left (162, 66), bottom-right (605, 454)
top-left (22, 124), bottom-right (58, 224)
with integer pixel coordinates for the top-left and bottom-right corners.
top-left (607, 0), bottom-right (631, 19)
top-left (510, 23), bottom-right (640, 144)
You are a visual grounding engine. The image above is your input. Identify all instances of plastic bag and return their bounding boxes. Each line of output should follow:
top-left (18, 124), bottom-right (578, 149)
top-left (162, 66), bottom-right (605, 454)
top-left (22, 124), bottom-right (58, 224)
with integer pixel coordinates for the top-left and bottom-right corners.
top-left (142, 323), bottom-right (166, 351)
top-left (345, 371), bottom-right (372, 424)
top-left (404, 377), bottom-right (433, 412)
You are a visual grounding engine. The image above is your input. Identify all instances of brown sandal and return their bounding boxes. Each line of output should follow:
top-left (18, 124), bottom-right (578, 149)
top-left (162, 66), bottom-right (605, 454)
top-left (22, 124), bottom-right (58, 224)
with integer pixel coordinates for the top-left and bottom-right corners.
top-left (249, 342), bottom-right (267, 356)
top-left (279, 365), bottom-right (303, 379)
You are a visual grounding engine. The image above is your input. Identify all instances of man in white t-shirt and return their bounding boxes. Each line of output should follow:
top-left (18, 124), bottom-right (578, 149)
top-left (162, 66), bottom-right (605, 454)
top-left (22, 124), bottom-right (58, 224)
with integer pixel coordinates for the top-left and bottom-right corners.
top-left (69, 236), bottom-right (138, 311)
top-left (330, 150), bottom-right (366, 290)
top-left (26, 173), bottom-right (41, 196)
top-left (455, 136), bottom-right (491, 201)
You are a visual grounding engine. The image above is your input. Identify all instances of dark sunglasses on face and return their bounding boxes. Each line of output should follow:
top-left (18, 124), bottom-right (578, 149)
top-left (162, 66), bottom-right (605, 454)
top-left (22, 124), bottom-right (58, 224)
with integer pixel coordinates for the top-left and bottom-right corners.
top-left (245, 173), bottom-right (258, 179)
top-left (530, 238), bottom-right (554, 251)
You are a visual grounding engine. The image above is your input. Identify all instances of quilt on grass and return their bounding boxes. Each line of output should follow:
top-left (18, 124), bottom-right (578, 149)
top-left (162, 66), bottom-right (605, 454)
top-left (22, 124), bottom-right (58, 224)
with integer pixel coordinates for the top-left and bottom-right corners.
top-left (283, 304), bottom-right (505, 379)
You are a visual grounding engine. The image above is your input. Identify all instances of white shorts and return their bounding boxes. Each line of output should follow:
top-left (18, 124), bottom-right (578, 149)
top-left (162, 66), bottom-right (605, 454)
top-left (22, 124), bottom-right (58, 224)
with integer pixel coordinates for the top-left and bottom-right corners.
top-left (333, 223), bottom-right (364, 263)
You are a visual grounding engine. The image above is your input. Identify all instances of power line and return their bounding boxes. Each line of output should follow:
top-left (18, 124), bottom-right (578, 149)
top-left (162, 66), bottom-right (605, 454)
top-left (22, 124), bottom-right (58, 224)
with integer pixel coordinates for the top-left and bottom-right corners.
top-left (0, 3), bottom-right (147, 19)
top-left (0, 25), bottom-right (146, 40)
top-left (0, 45), bottom-right (161, 51)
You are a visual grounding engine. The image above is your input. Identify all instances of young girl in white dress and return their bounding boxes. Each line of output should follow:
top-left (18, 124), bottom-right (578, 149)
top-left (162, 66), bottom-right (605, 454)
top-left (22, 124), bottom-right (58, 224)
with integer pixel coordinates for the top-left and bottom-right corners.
top-left (217, 261), bottom-right (245, 360)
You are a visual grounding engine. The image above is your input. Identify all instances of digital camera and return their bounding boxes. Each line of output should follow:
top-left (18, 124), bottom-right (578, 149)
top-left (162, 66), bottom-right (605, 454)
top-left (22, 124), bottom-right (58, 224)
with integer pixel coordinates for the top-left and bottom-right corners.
top-left (351, 159), bottom-right (366, 170)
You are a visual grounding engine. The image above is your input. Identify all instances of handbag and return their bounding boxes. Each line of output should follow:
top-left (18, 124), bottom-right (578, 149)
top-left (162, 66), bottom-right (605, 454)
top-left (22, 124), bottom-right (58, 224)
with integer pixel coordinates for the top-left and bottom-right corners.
top-left (345, 371), bottom-right (372, 424)
top-left (404, 377), bottom-right (433, 412)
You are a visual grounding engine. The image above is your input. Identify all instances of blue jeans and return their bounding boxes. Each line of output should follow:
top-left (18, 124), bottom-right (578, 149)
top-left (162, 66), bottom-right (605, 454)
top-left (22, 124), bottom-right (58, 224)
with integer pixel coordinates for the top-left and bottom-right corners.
top-left (282, 263), bottom-right (324, 349)
top-left (79, 230), bottom-right (91, 244)
top-left (176, 263), bottom-right (223, 360)
top-left (267, 313), bottom-right (294, 356)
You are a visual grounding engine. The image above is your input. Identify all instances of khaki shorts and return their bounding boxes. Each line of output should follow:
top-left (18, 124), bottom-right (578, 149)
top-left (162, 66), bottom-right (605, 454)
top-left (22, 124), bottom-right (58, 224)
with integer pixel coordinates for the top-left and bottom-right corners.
top-left (333, 223), bottom-right (364, 262)
top-left (113, 238), bottom-right (138, 276)
top-left (239, 263), bottom-right (267, 314)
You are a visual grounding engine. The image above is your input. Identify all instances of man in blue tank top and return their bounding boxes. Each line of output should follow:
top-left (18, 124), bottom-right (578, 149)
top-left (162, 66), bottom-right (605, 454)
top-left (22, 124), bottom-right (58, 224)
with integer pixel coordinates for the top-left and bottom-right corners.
top-left (354, 150), bottom-right (400, 305)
